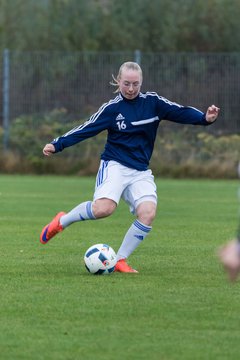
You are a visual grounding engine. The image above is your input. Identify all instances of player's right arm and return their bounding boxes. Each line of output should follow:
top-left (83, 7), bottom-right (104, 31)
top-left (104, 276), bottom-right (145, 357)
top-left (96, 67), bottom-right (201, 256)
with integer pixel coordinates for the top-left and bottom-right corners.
top-left (42, 97), bottom-right (118, 156)
top-left (43, 143), bottom-right (56, 156)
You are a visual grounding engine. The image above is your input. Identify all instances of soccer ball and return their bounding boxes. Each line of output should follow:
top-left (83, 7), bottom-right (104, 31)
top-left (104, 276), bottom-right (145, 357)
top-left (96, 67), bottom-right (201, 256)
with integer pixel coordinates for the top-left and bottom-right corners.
top-left (84, 244), bottom-right (117, 275)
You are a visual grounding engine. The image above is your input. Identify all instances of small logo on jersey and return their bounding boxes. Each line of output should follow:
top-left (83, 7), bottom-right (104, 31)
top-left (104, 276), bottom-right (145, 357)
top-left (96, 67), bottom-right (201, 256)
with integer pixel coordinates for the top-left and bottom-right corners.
top-left (116, 113), bottom-right (125, 121)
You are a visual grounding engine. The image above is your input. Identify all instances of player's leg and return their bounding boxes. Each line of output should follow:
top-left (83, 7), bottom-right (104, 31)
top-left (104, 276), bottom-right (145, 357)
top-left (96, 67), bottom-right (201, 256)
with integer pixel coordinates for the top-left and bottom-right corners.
top-left (115, 200), bottom-right (156, 273)
top-left (115, 169), bottom-right (157, 273)
top-left (60, 197), bottom-right (116, 227)
top-left (40, 198), bottom-right (116, 244)
top-left (40, 160), bottom-right (123, 244)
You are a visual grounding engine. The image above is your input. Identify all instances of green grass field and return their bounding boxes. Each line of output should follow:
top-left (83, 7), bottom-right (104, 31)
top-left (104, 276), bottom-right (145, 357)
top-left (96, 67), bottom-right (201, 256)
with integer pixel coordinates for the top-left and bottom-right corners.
top-left (0, 175), bottom-right (239, 360)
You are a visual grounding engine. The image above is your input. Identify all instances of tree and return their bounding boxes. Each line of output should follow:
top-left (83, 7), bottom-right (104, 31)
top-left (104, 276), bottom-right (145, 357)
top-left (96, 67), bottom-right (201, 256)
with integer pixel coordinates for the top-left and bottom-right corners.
top-left (1, 0), bottom-right (240, 52)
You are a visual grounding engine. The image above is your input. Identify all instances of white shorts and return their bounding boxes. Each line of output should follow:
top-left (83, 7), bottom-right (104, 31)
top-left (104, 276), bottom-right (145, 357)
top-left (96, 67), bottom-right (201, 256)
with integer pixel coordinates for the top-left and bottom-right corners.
top-left (93, 160), bottom-right (157, 214)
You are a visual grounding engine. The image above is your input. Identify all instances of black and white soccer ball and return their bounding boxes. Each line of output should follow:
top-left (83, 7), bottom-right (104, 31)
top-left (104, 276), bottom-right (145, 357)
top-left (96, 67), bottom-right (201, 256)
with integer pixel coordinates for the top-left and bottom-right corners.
top-left (84, 244), bottom-right (117, 275)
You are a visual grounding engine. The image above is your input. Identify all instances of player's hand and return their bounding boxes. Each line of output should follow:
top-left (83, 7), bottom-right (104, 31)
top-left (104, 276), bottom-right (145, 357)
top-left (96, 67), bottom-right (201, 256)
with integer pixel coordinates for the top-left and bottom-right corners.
top-left (43, 143), bottom-right (56, 156)
top-left (205, 104), bottom-right (220, 123)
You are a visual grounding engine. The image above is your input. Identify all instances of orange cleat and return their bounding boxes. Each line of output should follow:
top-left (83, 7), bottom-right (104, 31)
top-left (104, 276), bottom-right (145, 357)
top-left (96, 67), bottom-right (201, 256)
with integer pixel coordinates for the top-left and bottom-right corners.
top-left (114, 259), bottom-right (138, 273)
top-left (40, 212), bottom-right (65, 244)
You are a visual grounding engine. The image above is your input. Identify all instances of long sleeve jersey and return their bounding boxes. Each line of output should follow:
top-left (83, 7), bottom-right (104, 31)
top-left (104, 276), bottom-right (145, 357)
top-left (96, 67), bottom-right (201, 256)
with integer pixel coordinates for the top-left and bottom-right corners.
top-left (52, 92), bottom-right (212, 171)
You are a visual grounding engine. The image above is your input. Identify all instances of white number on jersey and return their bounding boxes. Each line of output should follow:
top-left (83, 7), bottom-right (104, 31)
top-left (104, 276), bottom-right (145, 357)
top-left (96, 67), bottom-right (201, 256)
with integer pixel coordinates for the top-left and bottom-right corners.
top-left (116, 121), bottom-right (127, 130)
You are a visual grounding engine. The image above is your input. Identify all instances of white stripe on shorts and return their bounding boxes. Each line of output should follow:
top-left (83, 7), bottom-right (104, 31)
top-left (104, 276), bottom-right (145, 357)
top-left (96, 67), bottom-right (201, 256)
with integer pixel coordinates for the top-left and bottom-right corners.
top-left (96, 160), bottom-right (109, 187)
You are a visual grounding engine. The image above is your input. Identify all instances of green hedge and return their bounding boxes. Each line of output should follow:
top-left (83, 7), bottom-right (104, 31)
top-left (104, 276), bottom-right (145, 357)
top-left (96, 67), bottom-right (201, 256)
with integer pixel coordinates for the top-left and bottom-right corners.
top-left (0, 110), bottom-right (239, 178)
top-left (151, 126), bottom-right (240, 178)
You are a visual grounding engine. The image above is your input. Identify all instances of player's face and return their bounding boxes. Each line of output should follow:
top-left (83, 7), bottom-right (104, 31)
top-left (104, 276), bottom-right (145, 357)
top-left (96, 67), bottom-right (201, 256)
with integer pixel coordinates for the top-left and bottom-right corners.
top-left (118, 69), bottom-right (142, 100)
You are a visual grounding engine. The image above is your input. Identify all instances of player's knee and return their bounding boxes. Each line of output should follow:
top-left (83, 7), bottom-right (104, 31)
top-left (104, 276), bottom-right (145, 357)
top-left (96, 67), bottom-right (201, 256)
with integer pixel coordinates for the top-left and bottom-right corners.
top-left (139, 210), bottom-right (156, 225)
top-left (92, 198), bottom-right (117, 218)
top-left (136, 201), bottom-right (157, 226)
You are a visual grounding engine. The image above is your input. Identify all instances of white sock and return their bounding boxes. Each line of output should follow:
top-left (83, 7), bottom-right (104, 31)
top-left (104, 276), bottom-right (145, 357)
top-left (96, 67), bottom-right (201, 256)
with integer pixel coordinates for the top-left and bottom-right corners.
top-left (116, 219), bottom-right (152, 260)
top-left (60, 201), bottom-right (95, 228)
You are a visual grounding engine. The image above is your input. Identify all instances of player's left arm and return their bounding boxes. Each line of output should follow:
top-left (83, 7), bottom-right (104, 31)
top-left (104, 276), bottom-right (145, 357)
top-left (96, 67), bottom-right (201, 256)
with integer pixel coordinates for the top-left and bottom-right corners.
top-left (155, 95), bottom-right (220, 126)
top-left (162, 103), bottom-right (220, 126)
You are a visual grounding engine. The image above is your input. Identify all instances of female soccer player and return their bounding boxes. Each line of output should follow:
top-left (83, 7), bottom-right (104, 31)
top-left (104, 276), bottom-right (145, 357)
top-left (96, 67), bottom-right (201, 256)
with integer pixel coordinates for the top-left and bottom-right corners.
top-left (40, 61), bottom-right (220, 273)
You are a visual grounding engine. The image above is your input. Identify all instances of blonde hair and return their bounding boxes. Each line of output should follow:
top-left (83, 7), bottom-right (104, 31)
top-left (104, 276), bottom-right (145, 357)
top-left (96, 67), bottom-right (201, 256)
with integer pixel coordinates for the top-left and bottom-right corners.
top-left (110, 61), bottom-right (142, 93)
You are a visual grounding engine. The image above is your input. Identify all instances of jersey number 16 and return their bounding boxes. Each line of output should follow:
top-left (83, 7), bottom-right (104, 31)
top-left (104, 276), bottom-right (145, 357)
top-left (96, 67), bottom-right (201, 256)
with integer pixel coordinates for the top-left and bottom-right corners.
top-left (117, 121), bottom-right (127, 130)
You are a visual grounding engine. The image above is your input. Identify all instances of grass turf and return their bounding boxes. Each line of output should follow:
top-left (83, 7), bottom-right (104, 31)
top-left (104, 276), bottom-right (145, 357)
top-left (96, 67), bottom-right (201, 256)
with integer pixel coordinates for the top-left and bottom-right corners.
top-left (0, 175), bottom-right (239, 360)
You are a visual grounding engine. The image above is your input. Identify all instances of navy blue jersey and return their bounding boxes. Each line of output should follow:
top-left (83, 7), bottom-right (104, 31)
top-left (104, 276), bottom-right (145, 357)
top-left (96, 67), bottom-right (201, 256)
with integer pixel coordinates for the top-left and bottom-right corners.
top-left (52, 92), bottom-right (211, 171)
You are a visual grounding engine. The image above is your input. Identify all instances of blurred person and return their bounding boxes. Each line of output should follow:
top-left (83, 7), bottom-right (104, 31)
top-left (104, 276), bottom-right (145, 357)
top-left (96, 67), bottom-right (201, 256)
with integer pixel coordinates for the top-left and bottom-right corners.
top-left (40, 61), bottom-right (220, 273)
top-left (218, 238), bottom-right (240, 282)
top-left (218, 163), bottom-right (240, 281)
